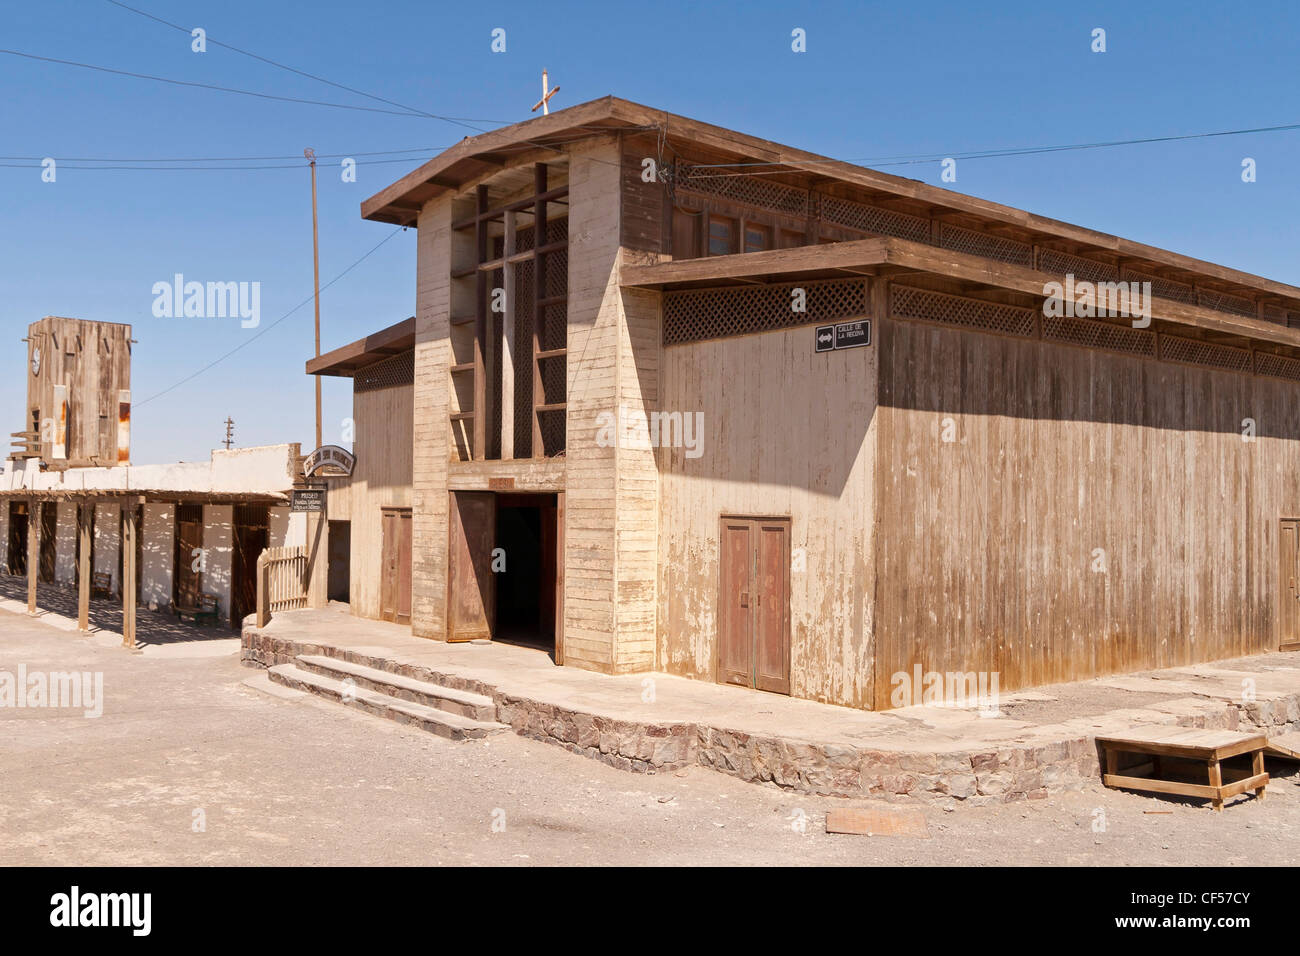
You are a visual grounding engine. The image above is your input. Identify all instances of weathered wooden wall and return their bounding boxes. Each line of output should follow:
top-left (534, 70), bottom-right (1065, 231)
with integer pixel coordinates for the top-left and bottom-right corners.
top-left (657, 323), bottom-right (878, 709)
top-left (337, 370), bottom-right (414, 620)
top-left (25, 317), bottom-right (131, 467)
top-left (873, 312), bottom-right (1300, 708)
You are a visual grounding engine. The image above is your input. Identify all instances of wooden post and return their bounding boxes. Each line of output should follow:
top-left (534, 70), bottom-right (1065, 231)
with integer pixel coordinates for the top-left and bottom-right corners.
top-left (255, 549), bottom-right (270, 627)
top-left (122, 502), bottom-right (137, 648)
top-left (501, 208), bottom-right (517, 460)
top-left (473, 185), bottom-right (489, 460)
top-left (77, 501), bottom-right (91, 631)
top-left (532, 163), bottom-right (547, 457)
top-left (305, 507), bottom-right (329, 609)
top-left (26, 498), bottom-right (39, 614)
top-left (307, 147), bottom-right (323, 451)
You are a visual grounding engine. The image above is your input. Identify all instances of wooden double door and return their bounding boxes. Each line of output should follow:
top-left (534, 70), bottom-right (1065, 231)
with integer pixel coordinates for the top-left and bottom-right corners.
top-left (380, 508), bottom-right (412, 625)
top-left (718, 516), bottom-right (791, 694)
top-left (1281, 519), bottom-right (1300, 651)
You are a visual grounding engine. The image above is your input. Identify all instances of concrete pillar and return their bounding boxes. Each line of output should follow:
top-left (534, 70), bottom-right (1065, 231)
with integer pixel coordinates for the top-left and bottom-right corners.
top-left (267, 506), bottom-right (290, 548)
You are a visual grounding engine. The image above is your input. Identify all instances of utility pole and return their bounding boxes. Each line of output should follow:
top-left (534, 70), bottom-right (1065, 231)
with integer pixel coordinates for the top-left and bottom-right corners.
top-left (222, 417), bottom-right (234, 450)
top-left (306, 147), bottom-right (322, 451)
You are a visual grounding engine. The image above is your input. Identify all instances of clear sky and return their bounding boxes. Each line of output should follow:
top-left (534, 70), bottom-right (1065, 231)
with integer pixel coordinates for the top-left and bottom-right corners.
top-left (3, 0), bottom-right (1298, 463)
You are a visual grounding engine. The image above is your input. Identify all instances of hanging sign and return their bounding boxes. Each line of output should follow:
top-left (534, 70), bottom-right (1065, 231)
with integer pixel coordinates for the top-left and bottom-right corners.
top-left (291, 489), bottom-right (326, 513)
top-left (303, 445), bottom-right (355, 478)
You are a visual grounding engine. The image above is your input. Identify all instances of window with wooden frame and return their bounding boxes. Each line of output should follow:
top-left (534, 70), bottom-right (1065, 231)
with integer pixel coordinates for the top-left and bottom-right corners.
top-left (743, 222), bottom-right (771, 253)
top-left (708, 214), bottom-right (737, 256)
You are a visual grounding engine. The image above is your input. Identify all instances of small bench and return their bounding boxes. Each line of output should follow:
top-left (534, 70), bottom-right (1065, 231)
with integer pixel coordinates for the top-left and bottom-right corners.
top-left (1097, 727), bottom-right (1268, 811)
top-left (175, 593), bottom-right (221, 627)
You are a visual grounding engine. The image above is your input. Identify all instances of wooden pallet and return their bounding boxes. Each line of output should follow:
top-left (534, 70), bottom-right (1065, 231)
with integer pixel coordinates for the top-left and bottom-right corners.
top-left (1264, 732), bottom-right (1300, 762)
top-left (1097, 727), bottom-right (1268, 812)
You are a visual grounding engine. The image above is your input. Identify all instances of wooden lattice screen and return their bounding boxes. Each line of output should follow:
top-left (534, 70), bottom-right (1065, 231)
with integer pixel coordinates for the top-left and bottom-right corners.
top-left (663, 278), bottom-right (868, 346)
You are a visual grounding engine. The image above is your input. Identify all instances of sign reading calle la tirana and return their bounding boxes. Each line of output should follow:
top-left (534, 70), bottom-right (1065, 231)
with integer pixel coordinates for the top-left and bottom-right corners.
top-left (303, 444), bottom-right (355, 478)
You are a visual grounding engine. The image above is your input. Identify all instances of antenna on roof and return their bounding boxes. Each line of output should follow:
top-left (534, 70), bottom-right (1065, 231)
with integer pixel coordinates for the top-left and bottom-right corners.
top-left (531, 69), bottom-right (560, 115)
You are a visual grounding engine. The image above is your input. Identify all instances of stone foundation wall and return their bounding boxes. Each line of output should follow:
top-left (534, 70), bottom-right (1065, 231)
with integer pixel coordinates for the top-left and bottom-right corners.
top-left (243, 625), bottom-right (1300, 804)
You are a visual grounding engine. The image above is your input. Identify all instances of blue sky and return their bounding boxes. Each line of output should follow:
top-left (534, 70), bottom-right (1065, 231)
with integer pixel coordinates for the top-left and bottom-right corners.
top-left (3, 0), bottom-right (1299, 463)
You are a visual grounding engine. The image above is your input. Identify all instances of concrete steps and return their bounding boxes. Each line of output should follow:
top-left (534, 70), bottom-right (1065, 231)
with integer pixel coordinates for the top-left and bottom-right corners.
top-left (268, 656), bottom-right (506, 741)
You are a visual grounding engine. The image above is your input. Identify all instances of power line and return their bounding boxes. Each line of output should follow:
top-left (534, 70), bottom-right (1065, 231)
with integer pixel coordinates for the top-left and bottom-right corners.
top-left (102, 0), bottom-right (509, 128)
top-left (682, 120), bottom-right (1300, 177)
top-left (0, 146), bottom-right (445, 162)
top-left (0, 48), bottom-right (457, 119)
top-left (135, 228), bottom-right (406, 409)
top-left (0, 156), bottom-right (440, 171)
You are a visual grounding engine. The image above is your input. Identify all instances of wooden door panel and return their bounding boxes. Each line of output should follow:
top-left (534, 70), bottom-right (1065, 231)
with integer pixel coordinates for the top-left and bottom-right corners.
top-left (397, 511), bottom-right (412, 625)
top-left (1282, 520), bottom-right (1300, 651)
top-left (175, 517), bottom-right (204, 608)
top-left (380, 511), bottom-right (396, 622)
top-left (448, 492), bottom-right (495, 641)
top-left (718, 519), bottom-right (753, 687)
top-left (754, 521), bottom-right (791, 694)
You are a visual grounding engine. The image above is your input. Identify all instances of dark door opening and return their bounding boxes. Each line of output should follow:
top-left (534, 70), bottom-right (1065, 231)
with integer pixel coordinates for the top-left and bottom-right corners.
top-left (7, 501), bottom-right (28, 576)
top-left (38, 502), bottom-right (57, 584)
top-left (232, 504), bottom-right (269, 628)
top-left (493, 493), bottom-right (558, 652)
top-left (328, 519), bottom-right (351, 603)
top-left (174, 503), bottom-right (204, 610)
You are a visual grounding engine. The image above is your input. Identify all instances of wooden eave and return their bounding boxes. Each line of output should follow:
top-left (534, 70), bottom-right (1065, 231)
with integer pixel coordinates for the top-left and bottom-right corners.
top-left (363, 95), bottom-right (1300, 310)
top-left (306, 316), bottom-right (416, 377)
top-left (621, 238), bottom-right (1300, 353)
top-left (0, 489), bottom-right (289, 503)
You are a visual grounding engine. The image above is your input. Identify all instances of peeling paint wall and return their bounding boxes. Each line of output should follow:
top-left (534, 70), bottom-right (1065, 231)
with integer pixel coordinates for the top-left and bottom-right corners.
top-left (93, 503), bottom-right (121, 595)
top-left (267, 506), bottom-right (289, 548)
top-left (202, 504), bottom-right (233, 621)
top-left (54, 502), bottom-right (77, 584)
top-left (141, 503), bottom-right (174, 608)
top-left (0, 503), bottom-right (8, 574)
top-left (657, 323), bottom-right (878, 710)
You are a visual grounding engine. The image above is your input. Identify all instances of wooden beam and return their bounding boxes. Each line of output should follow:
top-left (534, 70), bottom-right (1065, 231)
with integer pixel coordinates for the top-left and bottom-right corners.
top-left (474, 184), bottom-right (489, 461)
top-left (502, 208), bottom-right (517, 461)
top-left (532, 163), bottom-right (547, 458)
top-left (122, 504), bottom-right (136, 647)
top-left (27, 499), bottom-right (39, 614)
top-left (77, 502), bottom-right (91, 631)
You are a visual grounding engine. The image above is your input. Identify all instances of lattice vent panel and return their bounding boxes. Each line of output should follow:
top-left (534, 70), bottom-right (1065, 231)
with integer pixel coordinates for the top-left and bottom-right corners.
top-left (891, 285), bottom-right (1036, 338)
top-left (514, 259), bottom-right (536, 457)
top-left (1262, 304), bottom-right (1287, 325)
top-left (663, 279), bottom-right (867, 346)
top-left (1159, 334), bottom-right (1252, 373)
top-left (671, 164), bottom-right (810, 216)
top-left (1197, 289), bottom-right (1257, 319)
top-left (354, 349), bottom-right (415, 393)
top-left (820, 196), bottom-right (931, 243)
top-left (1036, 249), bottom-right (1118, 284)
top-left (1254, 351), bottom-right (1300, 382)
top-left (1042, 315), bottom-right (1155, 358)
top-left (939, 224), bottom-right (1032, 267)
top-left (1121, 268), bottom-right (1196, 305)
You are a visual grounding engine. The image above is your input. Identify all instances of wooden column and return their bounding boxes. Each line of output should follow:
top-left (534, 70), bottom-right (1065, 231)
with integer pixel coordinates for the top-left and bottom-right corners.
top-left (122, 501), bottom-right (137, 648)
top-left (77, 501), bottom-right (91, 631)
top-left (532, 163), bottom-right (547, 457)
top-left (501, 209), bottom-right (517, 460)
top-left (473, 185), bottom-right (489, 460)
top-left (26, 498), bottom-right (39, 614)
top-left (305, 502), bottom-right (329, 610)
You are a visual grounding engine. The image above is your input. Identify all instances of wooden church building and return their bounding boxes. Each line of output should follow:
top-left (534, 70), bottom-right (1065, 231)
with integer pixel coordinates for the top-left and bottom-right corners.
top-left (311, 96), bottom-right (1300, 710)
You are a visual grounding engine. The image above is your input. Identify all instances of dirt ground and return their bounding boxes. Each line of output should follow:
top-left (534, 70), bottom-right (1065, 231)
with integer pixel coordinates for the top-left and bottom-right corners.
top-left (2, 607), bottom-right (1297, 867)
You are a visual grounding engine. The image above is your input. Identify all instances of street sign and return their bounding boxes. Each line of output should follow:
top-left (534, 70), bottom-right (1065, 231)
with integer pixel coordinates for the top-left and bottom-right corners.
top-left (815, 320), bottom-right (871, 353)
top-left (303, 444), bottom-right (355, 478)
top-left (291, 489), bottom-right (326, 513)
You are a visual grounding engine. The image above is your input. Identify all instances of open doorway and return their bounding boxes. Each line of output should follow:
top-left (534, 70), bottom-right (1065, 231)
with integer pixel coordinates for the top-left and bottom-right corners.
top-left (231, 504), bottom-right (269, 628)
top-left (447, 491), bottom-right (563, 659)
top-left (7, 501), bottom-right (28, 575)
top-left (328, 519), bottom-right (351, 603)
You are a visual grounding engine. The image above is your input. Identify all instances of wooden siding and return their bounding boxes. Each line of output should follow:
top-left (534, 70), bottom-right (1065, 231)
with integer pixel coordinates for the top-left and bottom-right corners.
top-left (332, 369), bottom-right (414, 620)
top-left (657, 323), bottom-right (878, 709)
top-left (873, 312), bottom-right (1300, 708)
